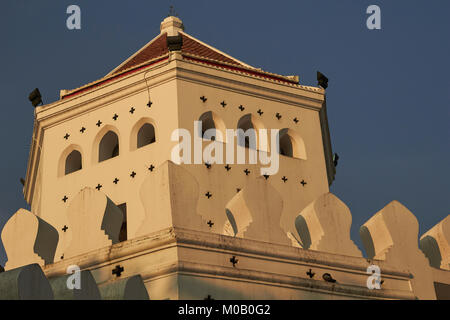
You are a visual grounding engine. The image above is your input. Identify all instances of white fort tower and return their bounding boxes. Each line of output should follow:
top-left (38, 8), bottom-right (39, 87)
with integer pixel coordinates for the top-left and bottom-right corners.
top-left (0, 16), bottom-right (448, 300)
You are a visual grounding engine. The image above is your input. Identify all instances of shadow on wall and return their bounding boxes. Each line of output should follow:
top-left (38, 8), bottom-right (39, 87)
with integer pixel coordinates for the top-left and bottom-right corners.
top-left (177, 273), bottom-right (331, 299)
top-left (225, 209), bottom-right (238, 236)
top-left (294, 215), bottom-right (311, 249)
top-left (420, 235), bottom-right (442, 269)
top-left (359, 226), bottom-right (376, 259)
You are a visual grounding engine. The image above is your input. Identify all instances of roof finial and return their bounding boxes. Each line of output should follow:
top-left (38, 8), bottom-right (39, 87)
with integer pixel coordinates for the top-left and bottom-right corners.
top-left (168, 5), bottom-right (178, 17)
top-left (160, 14), bottom-right (184, 36)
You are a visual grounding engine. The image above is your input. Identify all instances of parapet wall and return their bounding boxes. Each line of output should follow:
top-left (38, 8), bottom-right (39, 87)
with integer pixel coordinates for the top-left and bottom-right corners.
top-left (1, 161), bottom-right (449, 299)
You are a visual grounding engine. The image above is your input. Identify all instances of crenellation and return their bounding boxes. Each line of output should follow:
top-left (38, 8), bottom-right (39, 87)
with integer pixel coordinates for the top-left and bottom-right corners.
top-left (360, 201), bottom-right (437, 299)
top-left (224, 177), bottom-right (290, 246)
top-left (295, 193), bottom-right (362, 257)
top-left (1, 209), bottom-right (58, 270)
top-left (420, 215), bottom-right (450, 270)
top-left (136, 161), bottom-right (210, 237)
top-left (0, 264), bottom-right (53, 300)
top-left (48, 269), bottom-right (101, 300)
top-left (98, 275), bottom-right (149, 300)
top-left (62, 187), bottom-right (124, 260)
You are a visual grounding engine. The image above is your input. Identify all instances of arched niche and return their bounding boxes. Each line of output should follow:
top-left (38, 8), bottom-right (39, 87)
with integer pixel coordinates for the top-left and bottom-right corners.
top-left (278, 128), bottom-right (307, 160)
top-left (93, 125), bottom-right (121, 163)
top-left (130, 118), bottom-right (157, 151)
top-left (58, 145), bottom-right (83, 177)
top-left (198, 111), bottom-right (226, 143)
top-left (236, 113), bottom-right (269, 152)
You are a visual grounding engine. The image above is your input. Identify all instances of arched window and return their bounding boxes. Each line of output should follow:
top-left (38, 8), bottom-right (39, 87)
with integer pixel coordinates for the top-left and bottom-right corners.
top-left (65, 150), bottom-right (82, 175)
top-left (278, 128), bottom-right (307, 160)
top-left (198, 111), bottom-right (226, 142)
top-left (279, 133), bottom-right (294, 157)
top-left (99, 131), bottom-right (119, 162)
top-left (237, 114), bottom-right (267, 151)
top-left (137, 123), bottom-right (156, 148)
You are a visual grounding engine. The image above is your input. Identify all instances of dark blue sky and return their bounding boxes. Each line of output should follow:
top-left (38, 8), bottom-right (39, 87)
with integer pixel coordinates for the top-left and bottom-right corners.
top-left (0, 1), bottom-right (449, 265)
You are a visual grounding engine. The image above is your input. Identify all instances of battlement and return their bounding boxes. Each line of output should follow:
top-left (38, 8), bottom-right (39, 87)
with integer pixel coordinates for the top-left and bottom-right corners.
top-left (1, 161), bottom-right (449, 299)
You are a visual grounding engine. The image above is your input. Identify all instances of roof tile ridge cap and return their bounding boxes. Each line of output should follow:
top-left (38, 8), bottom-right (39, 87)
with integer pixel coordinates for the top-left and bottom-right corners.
top-left (179, 31), bottom-right (255, 69)
top-left (106, 33), bottom-right (167, 77)
top-left (184, 53), bottom-right (298, 86)
top-left (62, 53), bottom-right (170, 99)
top-left (108, 53), bottom-right (170, 78)
top-left (182, 52), bottom-right (303, 85)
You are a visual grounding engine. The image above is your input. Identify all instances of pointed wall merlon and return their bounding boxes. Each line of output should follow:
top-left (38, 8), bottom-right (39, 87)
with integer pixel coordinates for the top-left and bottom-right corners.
top-left (98, 275), bottom-right (149, 300)
top-left (136, 161), bottom-right (208, 237)
top-left (225, 177), bottom-right (291, 246)
top-left (64, 187), bottom-right (123, 259)
top-left (420, 215), bottom-right (450, 271)
top-left (0, 264), bottom-right (53, 300)
top-left (1, 209), bottom-right (58, 270)
top-left (295, 193), bottom-right (362, 257)
top-left (48, 270), bottom-right (101, 300)
top-left (360, 200), bottom-right (436, 300)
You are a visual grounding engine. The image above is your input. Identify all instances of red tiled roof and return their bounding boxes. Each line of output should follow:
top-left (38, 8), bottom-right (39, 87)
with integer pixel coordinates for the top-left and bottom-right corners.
top-left (61, 32), bottom-right (300, 100)
top-left (181, 34), bottom-right (240, 66)
top-left (113, 33), bottom-right (242, 75)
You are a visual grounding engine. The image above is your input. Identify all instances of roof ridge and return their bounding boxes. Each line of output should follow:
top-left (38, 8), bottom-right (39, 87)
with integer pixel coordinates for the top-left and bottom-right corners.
top-left (182, 52), bottom-right (298, 84)
top-left (179, 31), bottom-right (254, 69)
top-left (61, 54), bottom-right (169, 100)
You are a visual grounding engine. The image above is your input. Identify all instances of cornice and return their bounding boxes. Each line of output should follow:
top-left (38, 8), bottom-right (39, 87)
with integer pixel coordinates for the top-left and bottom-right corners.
top-left (42, 227), bottom-right (415, 300)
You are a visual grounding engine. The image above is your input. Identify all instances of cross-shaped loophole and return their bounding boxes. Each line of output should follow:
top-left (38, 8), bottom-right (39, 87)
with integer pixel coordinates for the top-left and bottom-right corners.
top-left (147, 101), bottom-right (153, 108)
top-left (112, 265), bottom-right (124, 277)
top-left (129, 107), bottom-right (135, 114)
top-left (224, 164), bottom-right (231, 171)
top-left (148, 164), bottom-right (155, 172)
top-left (263, 174), bottom-right (269, 180)
top-left (64, 133), bottom-right (70, 140)
top-left (200, 96), bottom-right (207, 103)
top-left (113, 178), bottom-right (119, 184)
top-left (62, 225), bottom-right (68, 232)
top-left (244, 168), bottom-right (250, 176)
top-left (80, 127), bottom-right (86, 133)
top-left (96, 120), bottom-right (102, 127)
top-left (62, 195), bottom-right (68, 202)
top-left (230, 256), bottom-right (238, 267)
top-left (282, 176), bottom-right (288, 183)
top-left (238, 105), bottom-right (245, 111)
top-left (306, 269), bottom-right (315, 278)
top-left (112, 114), bottom-right (118, 121)
top-left (95, 183), bottom-right (102, 191)
top-left (276, 113), bottom-right (282, 120)
top-left (205, 191), bottom-right (212, 199)
top-left (293, 117), bottom-right (299, 123)
top-left (207, 220), bottom-right (214, 228)
top-left (257, 109), bottom-right (264, 116)
top-left (130, 171), bottom-right (136, 178)
top-left (220, 101), bottom-right (227, 108)
top-left (300, 179), bottom-right (307, 187)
